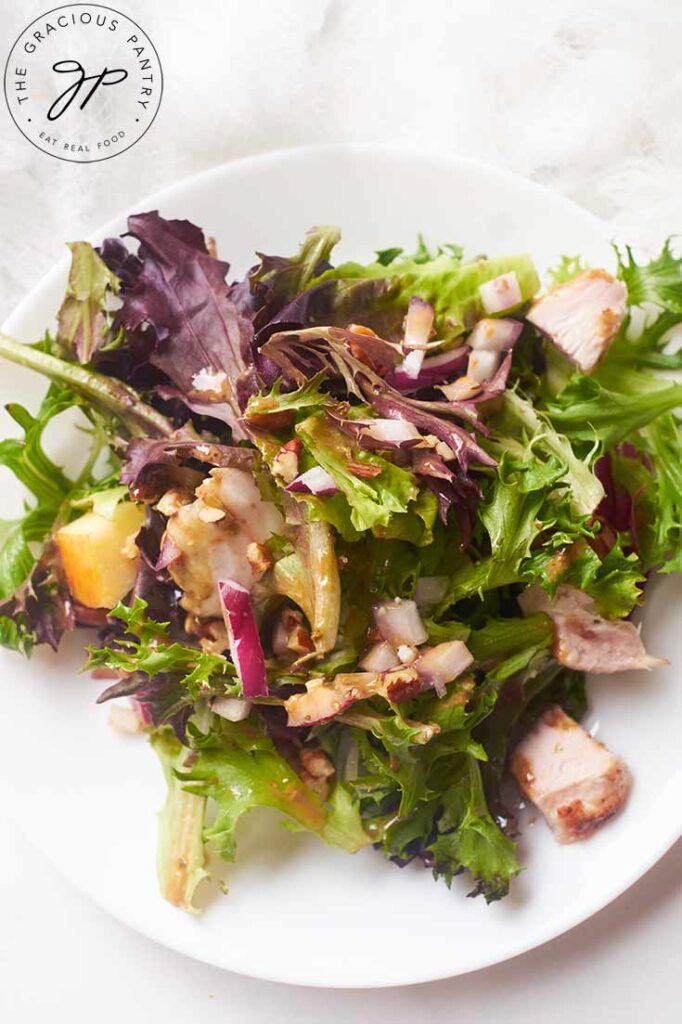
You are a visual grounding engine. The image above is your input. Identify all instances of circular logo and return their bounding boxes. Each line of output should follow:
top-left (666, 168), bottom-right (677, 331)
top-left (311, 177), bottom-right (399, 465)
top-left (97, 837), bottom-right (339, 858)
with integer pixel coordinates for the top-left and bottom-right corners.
top-left (3, 4), bottom-right (162, 163)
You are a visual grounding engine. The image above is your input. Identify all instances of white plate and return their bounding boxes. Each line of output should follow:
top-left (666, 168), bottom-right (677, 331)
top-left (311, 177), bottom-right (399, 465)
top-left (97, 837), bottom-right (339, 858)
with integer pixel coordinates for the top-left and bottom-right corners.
top-left (1, 146), bottom-right (680, 988)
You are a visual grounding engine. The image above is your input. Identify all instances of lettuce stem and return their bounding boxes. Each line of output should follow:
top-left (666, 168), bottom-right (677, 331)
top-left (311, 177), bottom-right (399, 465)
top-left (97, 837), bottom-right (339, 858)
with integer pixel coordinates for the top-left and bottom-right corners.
top-left (0, 332), bottom-right (173, 438)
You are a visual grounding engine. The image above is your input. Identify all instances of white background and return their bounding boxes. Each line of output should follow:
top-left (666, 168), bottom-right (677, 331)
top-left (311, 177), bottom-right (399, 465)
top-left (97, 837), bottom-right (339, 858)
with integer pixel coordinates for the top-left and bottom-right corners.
top-left (1, 0), bottom-right (681, 1019)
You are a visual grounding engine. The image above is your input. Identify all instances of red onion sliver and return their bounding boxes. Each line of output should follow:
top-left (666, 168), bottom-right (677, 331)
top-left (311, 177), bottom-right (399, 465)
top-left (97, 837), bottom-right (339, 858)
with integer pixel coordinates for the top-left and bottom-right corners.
top-left (373, 598), bottom-right (428, 647)
top-left (438, 376), bottom-right (482, 402)
top-left (404, 297), bottom-right (435, 350)
top-left (467, 348), bottom-right (502, 383)
top-left (286, 466), bottom-right (339, 496)
top-left (469, 317), bottom-right (523, 352)
top-left (387, 346), bottom-right (469, 392)
top-left (478, 272), bottom-right (522, 315)
top-left (218, 579), bottom-right (268, 698)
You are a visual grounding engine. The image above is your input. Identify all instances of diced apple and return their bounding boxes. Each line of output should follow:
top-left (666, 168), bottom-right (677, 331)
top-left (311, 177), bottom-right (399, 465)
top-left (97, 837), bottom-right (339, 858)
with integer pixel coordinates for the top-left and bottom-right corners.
top-left (56, 501), bottom-right (145, 609)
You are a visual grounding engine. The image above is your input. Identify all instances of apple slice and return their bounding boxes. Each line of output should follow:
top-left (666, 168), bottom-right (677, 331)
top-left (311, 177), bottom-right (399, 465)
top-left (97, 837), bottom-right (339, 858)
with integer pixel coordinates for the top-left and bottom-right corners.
top-left (56, 501), bottom-right (145, 609)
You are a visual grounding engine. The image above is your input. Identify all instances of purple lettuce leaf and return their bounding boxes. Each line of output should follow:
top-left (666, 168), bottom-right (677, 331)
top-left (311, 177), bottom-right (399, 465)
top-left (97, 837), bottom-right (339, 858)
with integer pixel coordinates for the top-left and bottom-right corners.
top-left (410, 449), bottom-right (481, 542)
top-left (254, 277), bottom-right (404, 347)
top-left (0, 550), bottom-right (75, 653)
top-left (121, 436), bottom-right (257, 499)
top-left (98, 237), bottom-right (143, 289)
top-left (117, 212), bottom-right (253, 438)
top-left (249, 226), bottom-right (341, 328)
top-left (97, 670), bottom-right (193, 740)
top-left (370, 390), bottom-right (495, 473)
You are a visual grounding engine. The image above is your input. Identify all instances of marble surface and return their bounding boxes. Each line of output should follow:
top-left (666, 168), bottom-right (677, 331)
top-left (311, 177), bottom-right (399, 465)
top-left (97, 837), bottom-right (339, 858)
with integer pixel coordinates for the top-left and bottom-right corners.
top-left (1, 1), bottom-right (681, 1019)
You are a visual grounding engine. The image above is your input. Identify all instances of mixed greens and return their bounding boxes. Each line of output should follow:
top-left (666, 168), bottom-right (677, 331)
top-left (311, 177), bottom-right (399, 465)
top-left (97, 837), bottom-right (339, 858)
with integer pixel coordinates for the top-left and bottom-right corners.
top-left (0, 215), bottom-right (679, 910)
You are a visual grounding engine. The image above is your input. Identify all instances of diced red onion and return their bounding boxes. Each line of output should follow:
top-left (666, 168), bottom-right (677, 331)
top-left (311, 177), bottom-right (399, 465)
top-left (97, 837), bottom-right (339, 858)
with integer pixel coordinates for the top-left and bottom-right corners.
top-left (359, 640), bottom-right (401, 672)
top-left (387, 346), bottom-right (469, 392)
top-left (218, 579), bottom-right (268, 698)
top-left (467, 348), bottom-right (502, 383)
top-left (403, 297), bottom-right (435, 350)
top-left (414, 575), bottom-right (449, 609)
top-left (479, 272), bottom-right (522, 315)
top-left (469, 317), bottom-right (523, 352)
top-left (212, 695), bottom-right (253, 722)
top-left (286, 466), bottom-right (339, 497)
top-left (413, 641), bottom-right (473, 697)
top-left (373, 598), bottom-right (428, 646)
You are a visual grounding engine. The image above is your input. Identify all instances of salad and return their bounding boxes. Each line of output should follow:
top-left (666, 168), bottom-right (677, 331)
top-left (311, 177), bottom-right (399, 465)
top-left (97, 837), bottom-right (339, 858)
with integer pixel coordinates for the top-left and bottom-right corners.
top-left (0, 216), bottom-right (679, 912)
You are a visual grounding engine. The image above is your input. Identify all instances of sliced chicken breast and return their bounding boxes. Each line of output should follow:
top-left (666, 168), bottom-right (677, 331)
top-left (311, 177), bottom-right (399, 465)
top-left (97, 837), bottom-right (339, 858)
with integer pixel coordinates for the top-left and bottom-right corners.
top-left (526, 269), bottom-right (627, 373)
top-left (518, 584), bottom-right (665, 674)
top-left (511, 705), bottom-right (631, 843)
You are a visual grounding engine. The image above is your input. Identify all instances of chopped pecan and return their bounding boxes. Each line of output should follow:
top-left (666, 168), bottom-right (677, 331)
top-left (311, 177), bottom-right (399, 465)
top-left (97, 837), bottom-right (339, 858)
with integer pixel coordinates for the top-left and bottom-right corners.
top-left (348, 462), bottom-right (382, 479)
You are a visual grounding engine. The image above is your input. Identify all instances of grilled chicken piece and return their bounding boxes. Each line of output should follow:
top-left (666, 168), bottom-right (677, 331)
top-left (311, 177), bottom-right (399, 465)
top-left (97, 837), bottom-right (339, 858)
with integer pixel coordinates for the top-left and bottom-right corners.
top-left (511, 706), bottom-right (631, 843)
top-left (518, 585), bottom-right (665, 674)
top-left (526, 269), bottom-right (627, 373)
top-left (164, 468), bottom-right (284, 618)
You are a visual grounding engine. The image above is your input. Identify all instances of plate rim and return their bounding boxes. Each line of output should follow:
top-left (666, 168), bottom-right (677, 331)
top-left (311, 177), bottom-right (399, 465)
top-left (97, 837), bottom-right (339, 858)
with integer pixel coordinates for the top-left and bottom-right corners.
top-left (2, 143), bottom-right (680, 988)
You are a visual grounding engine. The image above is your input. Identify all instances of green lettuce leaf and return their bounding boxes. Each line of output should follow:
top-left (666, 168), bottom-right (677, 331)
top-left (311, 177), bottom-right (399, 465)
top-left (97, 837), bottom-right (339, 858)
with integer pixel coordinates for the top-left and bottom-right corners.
top-left (435, 456), bottom-right (545, 610)
top-left (0, 332), bottom-right (174, 439)
top-left (476, 659), bottom-right (586, 807)
top-left (496, 391), bottom-right (604, 516)
top-left (351, 721), bottom-right (519, 901)
top-left (607, 309), bottom-right (682, 372)
top-left (313, 251), bottom-right (540, 341)
top-left (150, 727), bottom-right (209, 913)
top-left (86, 598), bottom-right (237, 699)
top-left (251, 225), bottom-right (341, 322)
top-left (428, 756), bottom-right (519, 900)
top-left (0, 611), bottom-right (36, 655)
top-left (546, 371), bottom-right (682, 448)
top-left (0, 383), bottom-right (108, 607)
top-left (295, 412), bottom-right (418, 533)
top-left (615, 239), bottom-right (682, 311)
top-left (179, 715), bottom-right (368, 860)
top-left (637, 415), bottom-right (682, 573)
top-left (558, 539), bottom-right (644, 618)
top-left (56, 241), bottom-right (120, 363)
top-left (244, 371), bottom-right (328, 422)
top-left (272, 519), bottom-right (341, 655)
top-left (546, 254), bottom-right (589, 287)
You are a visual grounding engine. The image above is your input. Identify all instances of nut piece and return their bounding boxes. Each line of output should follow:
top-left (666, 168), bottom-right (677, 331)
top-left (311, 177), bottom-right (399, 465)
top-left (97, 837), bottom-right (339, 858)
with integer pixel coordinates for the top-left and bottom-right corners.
top-left (299, 747), bottom-right (336, 798)
top-left (272, 439), bottom-right (302, 484)
top-left (380, 666), bottom-right (422, 702)
top-left (246, 541), bottom-right (274, 575)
